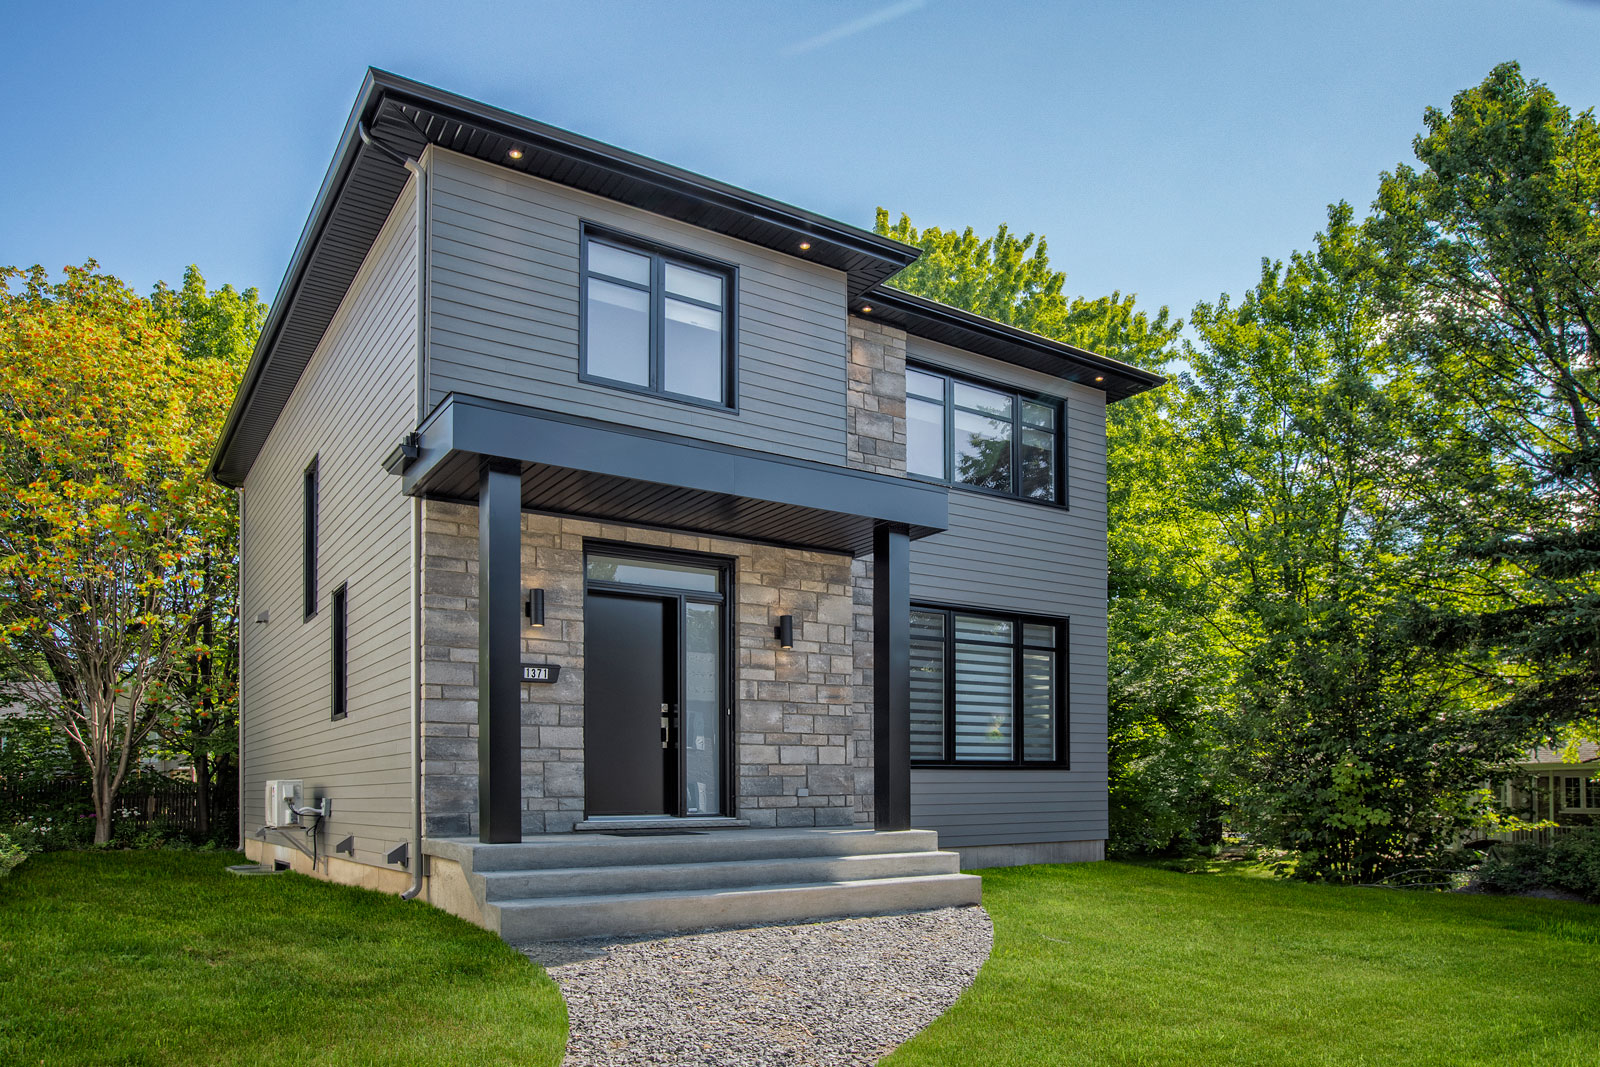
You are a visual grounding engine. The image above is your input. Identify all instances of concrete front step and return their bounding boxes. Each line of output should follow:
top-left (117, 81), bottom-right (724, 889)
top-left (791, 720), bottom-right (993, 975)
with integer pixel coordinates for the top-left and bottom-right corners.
top-left (488, 872), bottom-right (984, 941)
top-left (477, 849), bottom-right (962, 900)
top-left (427, 827), bottom-right (942, 872)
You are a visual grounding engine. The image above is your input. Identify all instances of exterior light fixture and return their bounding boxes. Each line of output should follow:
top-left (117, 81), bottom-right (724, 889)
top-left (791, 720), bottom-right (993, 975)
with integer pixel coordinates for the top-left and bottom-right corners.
top-left (525, 588), bottom-right (545, 627)
top-left (774, 614), bottom-right (794, 649)
top-left (799, 241), bottom-right (811, 251)
top-left (860, 305), bottom-right (872, 314)
top-left (1095, 375), bottom-right (1104, 382)
top-left (508, 147), bottom-right (524, 160)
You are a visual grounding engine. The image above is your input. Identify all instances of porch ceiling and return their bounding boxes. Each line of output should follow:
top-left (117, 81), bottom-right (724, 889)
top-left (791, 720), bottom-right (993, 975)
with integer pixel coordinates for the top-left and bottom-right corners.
top-left (398, 394), bottom-right (948, 556)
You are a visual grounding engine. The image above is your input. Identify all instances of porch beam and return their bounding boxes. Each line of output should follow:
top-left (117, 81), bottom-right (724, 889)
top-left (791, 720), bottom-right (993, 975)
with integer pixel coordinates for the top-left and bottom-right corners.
top-left (873, 522), bottom-right (912, 831)
top-left (478, 458), bottom-right (523, 843)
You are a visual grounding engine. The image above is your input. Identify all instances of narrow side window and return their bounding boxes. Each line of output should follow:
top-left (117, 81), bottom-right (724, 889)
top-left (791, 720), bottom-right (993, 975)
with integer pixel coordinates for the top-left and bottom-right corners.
top-left (303, 458), bottom-right (319, 619)
top-left (330, 583), bottom-right (348, 720)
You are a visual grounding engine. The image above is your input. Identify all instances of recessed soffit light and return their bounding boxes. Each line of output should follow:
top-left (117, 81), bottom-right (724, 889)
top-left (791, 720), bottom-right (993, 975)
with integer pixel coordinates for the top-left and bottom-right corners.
top-left (507, 147), bottom-right (524, 160)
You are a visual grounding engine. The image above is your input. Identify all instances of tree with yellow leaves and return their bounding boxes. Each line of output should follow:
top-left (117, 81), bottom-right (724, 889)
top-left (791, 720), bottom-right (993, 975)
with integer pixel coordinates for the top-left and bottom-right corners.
top-left (0, 262), bottom-right (245, 843)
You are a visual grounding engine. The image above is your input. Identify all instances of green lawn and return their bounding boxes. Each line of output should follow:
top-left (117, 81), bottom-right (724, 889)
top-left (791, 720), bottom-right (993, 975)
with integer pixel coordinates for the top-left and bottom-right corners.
top-left (887, 862), bottom-right (1600, 1067)
top-left (0, 852), bottom-right (566, 1066)
top-left (3, 854), bottom-right (1596, 1066)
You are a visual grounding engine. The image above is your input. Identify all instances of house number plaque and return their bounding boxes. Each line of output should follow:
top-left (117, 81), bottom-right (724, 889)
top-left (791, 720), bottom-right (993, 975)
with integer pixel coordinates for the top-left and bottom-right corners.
top-left (520, 663), bottom-right (561, 684)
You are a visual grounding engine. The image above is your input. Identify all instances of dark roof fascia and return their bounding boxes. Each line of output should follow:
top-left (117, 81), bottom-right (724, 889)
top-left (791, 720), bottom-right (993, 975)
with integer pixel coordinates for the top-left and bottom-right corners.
top-left (856, 286), bottom-right (1168, 402)
top-left (208, 70), bottom-right (923, 486)
top-left (365, 69), bottom-right (921, 282)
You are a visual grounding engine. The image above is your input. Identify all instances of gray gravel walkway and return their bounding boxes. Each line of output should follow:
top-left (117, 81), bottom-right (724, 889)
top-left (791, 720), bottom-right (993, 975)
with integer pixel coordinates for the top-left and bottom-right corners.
top-left (519, 906), bottom-right (992, 1066)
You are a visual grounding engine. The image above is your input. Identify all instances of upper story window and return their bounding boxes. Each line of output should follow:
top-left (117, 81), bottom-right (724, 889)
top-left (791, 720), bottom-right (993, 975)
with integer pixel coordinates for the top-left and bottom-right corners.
top-left (581, 227), bottom-right (736, 408)
top-left (906, 366), bottom-right (1063, 504)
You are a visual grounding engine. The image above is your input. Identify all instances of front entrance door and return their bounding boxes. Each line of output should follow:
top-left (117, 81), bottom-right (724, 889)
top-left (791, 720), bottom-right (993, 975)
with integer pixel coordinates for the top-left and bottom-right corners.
top-left (584, 593), bottom-right (674, 815)
top-left (583, 548), bottom-right (728, 818)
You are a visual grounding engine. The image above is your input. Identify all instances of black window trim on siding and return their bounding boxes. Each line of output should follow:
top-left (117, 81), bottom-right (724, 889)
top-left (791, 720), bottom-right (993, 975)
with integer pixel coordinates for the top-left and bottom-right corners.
top-left (909, 601), bottom-right (1069, 769)
top-left (330, 582), bottom-right (348, 721)
top-left (302, 457), bottom-right (319, 620)
top-left (577, 221), bottom-right (740, 413)
top-left (905, 362), bottom-right (1068, 509)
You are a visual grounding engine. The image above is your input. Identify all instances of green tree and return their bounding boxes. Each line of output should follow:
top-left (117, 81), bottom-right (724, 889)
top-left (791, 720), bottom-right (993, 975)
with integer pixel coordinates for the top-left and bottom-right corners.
top-left (147, 268), bottom-right (263, 839)
top-left (875, 210), bottom-right (1230, 852)
top-left (0, 263), bottom-right (243, 843)
top-left (1368, 61), bottom-right (1600, 746)
top-left (1182, 207), bottom-right (1516, 881)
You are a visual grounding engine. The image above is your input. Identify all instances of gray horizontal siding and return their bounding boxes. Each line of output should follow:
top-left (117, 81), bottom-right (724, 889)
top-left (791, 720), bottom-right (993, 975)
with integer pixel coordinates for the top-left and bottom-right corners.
top-left (905, 336), bottom-right (1109, 850)
top-left (240, 179), bottom-right (419, 868)
top-left (425, 148), bottom-right (851, 464)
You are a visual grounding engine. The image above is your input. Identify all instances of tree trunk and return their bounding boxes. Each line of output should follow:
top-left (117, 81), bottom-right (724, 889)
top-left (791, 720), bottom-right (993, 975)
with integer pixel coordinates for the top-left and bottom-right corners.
top-left (195, 749), bottom-right (211, 839)
top-left (92, 770), bottom-right (113, 845)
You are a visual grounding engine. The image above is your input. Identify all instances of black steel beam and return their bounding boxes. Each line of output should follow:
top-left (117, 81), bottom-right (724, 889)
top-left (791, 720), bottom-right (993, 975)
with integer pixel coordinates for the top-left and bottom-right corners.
top-left (873, 523), bottom-right (912, 832)
top-left (477, 458), bottom-right (523, 843)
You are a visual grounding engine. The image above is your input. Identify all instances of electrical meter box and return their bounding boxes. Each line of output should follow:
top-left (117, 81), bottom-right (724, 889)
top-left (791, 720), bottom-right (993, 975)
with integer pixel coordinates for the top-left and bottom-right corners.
top-left (264, 779), bottom-right (303, 828)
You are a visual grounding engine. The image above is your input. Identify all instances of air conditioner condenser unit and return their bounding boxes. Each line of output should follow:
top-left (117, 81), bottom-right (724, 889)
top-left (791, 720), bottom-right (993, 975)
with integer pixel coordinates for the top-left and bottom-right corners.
top-left (265, 779), bottom-right (303, 828)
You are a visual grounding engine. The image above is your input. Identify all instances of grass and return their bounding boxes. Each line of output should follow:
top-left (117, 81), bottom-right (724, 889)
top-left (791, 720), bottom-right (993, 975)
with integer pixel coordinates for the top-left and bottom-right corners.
top-left (886, 862), bottom-right (1600, 1067)
top-left (0, 851), bottom-right (566, 1066)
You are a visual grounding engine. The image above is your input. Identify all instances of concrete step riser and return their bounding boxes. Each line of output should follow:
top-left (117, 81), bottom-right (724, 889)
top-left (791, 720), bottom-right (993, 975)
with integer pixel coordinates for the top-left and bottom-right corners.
top-left (478, 851), bottom-right (962, 900)
top-left (490, 874), bottom-right (984, 941)
top-left (456, 829), bottom-right (942, 872)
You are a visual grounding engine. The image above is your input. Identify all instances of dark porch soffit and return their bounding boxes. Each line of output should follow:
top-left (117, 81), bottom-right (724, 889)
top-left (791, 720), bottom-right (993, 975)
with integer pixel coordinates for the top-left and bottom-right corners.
top-left (207, 68), bottom-right (920, 488)
top-left (400, 395), bottom-right (948, 557)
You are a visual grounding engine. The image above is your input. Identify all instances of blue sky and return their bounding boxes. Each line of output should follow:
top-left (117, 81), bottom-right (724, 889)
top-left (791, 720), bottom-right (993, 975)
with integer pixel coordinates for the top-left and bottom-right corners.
top-left (4, 0), bottom-right (1598, 329)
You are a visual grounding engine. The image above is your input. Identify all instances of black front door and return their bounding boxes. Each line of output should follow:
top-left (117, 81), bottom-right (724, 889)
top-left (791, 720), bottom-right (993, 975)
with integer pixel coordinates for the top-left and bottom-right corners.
top-left (583, 593), bottom-right (675, 815)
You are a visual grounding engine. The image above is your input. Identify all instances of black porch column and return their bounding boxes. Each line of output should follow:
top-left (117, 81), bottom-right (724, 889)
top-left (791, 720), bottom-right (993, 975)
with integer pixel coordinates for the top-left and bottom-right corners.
top-left (478, 458), bottom-right (522, 843)
top-left (872, 522), bottom-right (912, 831)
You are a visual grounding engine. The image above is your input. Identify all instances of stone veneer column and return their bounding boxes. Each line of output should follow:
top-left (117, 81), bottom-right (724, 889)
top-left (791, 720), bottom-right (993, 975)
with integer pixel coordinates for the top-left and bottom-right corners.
top-left (847, 316), bottom-right (908, 476)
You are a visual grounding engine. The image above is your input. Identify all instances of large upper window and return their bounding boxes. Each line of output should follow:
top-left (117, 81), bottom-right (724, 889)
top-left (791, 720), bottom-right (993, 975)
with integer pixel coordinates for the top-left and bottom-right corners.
top-left (581, 228), bottom-right (735, 407)
top-left (910, 606), bottom-right (1064, 766)
top-left (906, 366), bottom-right (1062, 503)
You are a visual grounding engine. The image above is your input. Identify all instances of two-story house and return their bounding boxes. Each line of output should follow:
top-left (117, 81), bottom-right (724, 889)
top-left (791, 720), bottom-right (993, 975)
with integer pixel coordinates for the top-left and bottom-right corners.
top-left (212, 70), bottom-right (1163, 940)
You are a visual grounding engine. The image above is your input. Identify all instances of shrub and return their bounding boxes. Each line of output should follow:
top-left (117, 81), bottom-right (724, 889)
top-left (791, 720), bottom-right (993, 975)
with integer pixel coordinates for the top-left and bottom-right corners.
top-left (0, 831), bottom-right (29, 878)
top-left (1475, 828), bottom-right (1600, 901)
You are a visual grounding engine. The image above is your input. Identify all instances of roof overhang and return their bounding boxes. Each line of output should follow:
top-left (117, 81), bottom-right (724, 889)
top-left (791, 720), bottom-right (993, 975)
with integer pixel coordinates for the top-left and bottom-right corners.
top-left (400, 394), bottom-right (949, 556)
top-left (209, 68), bottom-right (921, 487)
top-left (855, 287), bottom-right (1167, 402)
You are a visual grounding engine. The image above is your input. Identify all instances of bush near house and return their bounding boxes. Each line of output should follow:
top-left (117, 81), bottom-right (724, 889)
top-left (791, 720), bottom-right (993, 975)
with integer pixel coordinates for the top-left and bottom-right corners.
top-left (1475, 828), bottom-right (1600, 902)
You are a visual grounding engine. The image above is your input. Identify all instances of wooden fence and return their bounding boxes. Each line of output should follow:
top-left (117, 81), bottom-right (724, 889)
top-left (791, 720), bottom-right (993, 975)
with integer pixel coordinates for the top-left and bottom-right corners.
top-left (0, 775), bottom-right (235, 837)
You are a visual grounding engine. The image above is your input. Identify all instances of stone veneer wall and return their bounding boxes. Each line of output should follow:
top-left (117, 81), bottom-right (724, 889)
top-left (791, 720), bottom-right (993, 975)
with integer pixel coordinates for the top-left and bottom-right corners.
top-left (846, 316), bottom-right (908, 476)
top-left (849, 556), bottom-right (876, 826)
top-left (419, 502), bottom-right (861, 836)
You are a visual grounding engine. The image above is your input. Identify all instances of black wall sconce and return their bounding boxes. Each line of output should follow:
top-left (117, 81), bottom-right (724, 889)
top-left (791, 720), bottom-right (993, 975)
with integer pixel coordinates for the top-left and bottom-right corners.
top-left (525, 588), bottom-right (545, 627)
top-left (775, 614), bottom-right (794, 649)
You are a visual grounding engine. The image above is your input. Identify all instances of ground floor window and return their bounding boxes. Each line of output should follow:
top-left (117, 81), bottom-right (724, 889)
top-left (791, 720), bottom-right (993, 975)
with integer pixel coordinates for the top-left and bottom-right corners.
top-left (909, 605), bottom-right (1065, 767)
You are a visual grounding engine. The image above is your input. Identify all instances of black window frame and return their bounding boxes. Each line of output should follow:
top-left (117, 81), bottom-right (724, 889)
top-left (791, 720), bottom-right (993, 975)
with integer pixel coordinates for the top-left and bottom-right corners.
top-left (330, 582), bottom-right (348, 721)
top-left (909, 602), bottom-right (1068, 769)
top-left (578, 223), bottom-right (739, 412)
top-left (302, 457), bottom-right (319, 620)
top-left (905, 363), bottom-right (1066, 507)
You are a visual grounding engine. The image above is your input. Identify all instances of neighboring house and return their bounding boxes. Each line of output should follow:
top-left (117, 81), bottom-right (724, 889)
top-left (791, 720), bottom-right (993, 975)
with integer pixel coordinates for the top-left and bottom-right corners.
top-left (1493, 742), bottom-right (1600, 838)
top-left (210, 70), bottom-right (1163, 939)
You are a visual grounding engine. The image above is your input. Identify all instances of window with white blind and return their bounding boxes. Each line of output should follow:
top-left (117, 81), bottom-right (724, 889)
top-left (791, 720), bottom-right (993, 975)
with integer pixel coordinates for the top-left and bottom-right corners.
top-left (909, 605), bottom-right (1065, 766)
